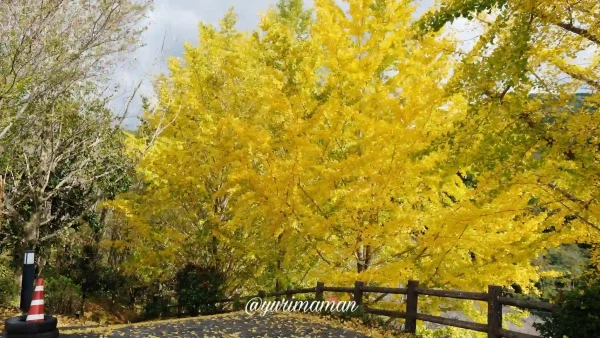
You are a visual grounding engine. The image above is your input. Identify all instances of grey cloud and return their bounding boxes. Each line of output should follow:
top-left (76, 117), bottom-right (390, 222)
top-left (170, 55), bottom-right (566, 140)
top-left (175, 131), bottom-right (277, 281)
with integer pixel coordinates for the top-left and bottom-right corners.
top-left (111, 0), bottom-right (278, 128)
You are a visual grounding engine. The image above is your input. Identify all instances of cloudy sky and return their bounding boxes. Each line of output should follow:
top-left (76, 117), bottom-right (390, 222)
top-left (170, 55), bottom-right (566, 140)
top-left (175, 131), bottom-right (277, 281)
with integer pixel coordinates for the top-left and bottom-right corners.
top-left (111, 0), bottom-right (480, 129)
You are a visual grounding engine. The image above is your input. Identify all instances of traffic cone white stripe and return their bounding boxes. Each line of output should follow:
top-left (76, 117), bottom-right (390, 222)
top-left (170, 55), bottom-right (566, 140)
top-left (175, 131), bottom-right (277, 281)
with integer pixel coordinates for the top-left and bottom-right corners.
top-left (35, 286), bottom-right (44, 291)
top-left (26, 314), bottom-right (44, 321)
top-left (30, 299), bottom-right (44, 305)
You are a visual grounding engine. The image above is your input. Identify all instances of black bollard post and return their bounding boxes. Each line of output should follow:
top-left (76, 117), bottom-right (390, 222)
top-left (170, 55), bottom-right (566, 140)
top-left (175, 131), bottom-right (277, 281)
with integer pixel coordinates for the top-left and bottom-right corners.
top-left (20, 250), bottom-right (35, 313)
top-left (6, 250), bottom-right (58, 337)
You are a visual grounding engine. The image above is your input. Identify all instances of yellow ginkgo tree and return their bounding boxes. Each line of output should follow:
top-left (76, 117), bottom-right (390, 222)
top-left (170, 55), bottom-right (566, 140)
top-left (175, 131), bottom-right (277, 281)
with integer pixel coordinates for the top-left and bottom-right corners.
top-left (105, 0), bottom-right (593, 331)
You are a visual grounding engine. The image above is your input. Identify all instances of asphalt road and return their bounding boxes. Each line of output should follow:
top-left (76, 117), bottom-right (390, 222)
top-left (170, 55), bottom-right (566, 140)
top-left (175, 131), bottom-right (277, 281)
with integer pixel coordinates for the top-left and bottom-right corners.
top-left (59, 312), bottom-right (372, 338)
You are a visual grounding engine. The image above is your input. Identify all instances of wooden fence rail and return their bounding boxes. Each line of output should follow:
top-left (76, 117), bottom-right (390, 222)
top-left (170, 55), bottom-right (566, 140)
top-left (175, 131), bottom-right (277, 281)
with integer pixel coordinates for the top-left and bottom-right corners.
top-left (175, 280), bottom-right (555, 338)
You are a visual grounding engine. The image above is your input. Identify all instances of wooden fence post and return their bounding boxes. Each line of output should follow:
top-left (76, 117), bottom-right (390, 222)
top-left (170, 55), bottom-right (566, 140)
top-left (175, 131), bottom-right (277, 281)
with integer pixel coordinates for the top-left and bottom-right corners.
top-left (316, 282), bottom-right (324, 301)
top-left (487, 285), bottom-right (502, 338)
top-left (286, 286), bottom-right (293, 300)
top-left (405, 280), bottom-right (419, 334)
top-left (354, 281), bottom-right (364, 306)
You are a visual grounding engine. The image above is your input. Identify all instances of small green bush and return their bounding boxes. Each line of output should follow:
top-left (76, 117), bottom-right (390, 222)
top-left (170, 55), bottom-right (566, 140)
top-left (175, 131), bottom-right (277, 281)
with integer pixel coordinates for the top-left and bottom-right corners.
top-left (45, 275), bottom-right (83, 315)
top-left (534, 276), bottom-right (600, 338)
top-left (95, 267), bottom-right (146, 306)
top-left (0, 257), bottom-right (18, 306)
top-left (175, 263), bottom-right (225, 316)
top-left (142, 293), bottom-right (173, 320)
top-left (231, 296), bottom-right (244, 311)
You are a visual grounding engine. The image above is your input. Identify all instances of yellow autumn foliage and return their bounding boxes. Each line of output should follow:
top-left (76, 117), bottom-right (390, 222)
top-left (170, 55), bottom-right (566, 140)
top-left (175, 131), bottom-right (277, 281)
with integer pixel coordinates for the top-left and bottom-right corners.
top-left (104, 0), bottom-right (598, 334)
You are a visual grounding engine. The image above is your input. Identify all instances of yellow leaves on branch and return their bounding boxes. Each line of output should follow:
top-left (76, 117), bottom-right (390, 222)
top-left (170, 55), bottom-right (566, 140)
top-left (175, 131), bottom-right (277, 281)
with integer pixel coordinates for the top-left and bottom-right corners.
top-left (107, 0), bottom-right (598, 314)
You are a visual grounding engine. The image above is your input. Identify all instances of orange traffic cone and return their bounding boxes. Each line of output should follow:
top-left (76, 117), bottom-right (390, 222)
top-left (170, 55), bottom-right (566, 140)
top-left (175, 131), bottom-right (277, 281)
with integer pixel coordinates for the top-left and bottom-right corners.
top-left (26, 278), bottom-right (45, 322)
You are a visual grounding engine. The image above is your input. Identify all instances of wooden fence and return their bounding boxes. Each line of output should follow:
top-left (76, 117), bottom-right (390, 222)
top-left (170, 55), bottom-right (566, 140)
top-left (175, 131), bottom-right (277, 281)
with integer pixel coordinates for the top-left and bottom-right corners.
top-left (193, 280), bottom-right (555, 338)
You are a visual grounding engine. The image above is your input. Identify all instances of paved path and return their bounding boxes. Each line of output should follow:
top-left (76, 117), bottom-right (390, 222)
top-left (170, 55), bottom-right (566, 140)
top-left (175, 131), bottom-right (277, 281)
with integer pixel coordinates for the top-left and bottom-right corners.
top-left (60, 312), bottom-right (371, 338)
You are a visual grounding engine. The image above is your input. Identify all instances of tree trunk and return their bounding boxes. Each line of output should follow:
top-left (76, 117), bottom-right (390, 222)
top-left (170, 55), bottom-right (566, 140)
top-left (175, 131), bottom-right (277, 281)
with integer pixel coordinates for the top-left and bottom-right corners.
top-left (357, 244), bottom-right (372, 273)
top-left (0, 176), bottom-right (4, 225)
top-left (275, 257), bottom-right (282, 292)
top-left (13, 211), bottom-right (42, 287)
top-left (275, 231), bottom-right (286, 292)
top-left (211, 235), bottom-right (219, 267)
top-left (24, 210), bottom-right (41, 247)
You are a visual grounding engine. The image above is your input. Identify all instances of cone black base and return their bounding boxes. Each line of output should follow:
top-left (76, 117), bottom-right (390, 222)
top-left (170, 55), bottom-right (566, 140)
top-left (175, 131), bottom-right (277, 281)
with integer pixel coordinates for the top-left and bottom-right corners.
top-left (3, 315), bottom-right (58, 338)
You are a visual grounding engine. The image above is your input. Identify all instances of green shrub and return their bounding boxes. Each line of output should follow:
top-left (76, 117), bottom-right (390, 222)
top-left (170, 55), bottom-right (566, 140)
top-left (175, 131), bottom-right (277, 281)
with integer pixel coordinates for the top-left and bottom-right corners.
top-left (534, 276), bottom-right (600, 338)
top-left (95, 267), bottom-right (146, 306)
top-left (45, 275), bottom-right (83, 315)
top-left (231, 296), bottom-right (244, 311)
top-left (175, 263), bottom-right (225, 316)
top-left (0, 257), bottom-right (18, 306)
top-left (142, 293), bottom-right (173, 320)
